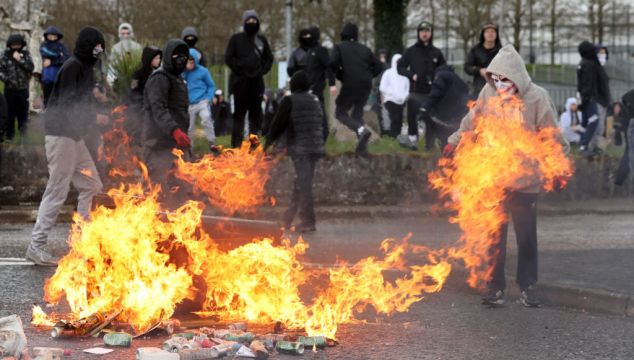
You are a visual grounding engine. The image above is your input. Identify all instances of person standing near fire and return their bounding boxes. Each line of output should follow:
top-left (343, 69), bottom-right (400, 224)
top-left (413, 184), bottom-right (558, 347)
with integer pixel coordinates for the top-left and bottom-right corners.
top-left (27, 27), bottom-right (107, 266)
top-left (142, 39), bottom-right (191, 191)
top-left (445, 45), bottom-right (570, 308)
top-left (265, 71), bottom-right (327, 233)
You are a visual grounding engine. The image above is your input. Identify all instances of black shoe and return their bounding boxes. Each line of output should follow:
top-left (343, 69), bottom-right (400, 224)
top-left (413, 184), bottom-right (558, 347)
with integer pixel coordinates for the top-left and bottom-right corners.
top-left (481, 288), bottom-right (505, 306)
top-left (520, 285), bottom-right (541, 308)
top-left (297, 223), bottom-right (316, 233)
top-left (355, 128), bottom-right (371, 155)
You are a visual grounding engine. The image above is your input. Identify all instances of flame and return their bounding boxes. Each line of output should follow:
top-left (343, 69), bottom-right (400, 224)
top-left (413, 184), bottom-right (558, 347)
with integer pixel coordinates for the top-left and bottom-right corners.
top-left (173, 139), bottom-right (273, 215)
top-left (31, 305), bottom-right (56, 327)
top-left (79, 168), bottom-right (93, 177)
top-left (429, 95), bottom-right (572, 288)
top-left (100, 105), bottom-right (145, 180)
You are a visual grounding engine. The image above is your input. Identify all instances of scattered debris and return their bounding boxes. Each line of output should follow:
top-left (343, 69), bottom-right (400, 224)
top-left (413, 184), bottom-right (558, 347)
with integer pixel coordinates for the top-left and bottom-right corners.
top-left (275, 340), bottom-right (305, 355)
top-left (0, 315), bottom-right (27, 359)
top-left (136, 347), bottom-right (179, 360)
top-left (82, 347), bottom-right (114, 355)
top-left (103, 332), bottom-right (132, 347)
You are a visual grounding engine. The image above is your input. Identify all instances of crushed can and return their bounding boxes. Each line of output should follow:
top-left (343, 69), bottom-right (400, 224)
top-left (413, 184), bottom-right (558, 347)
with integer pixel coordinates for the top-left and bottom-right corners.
top-left (275, 341), bottom-right (305, 355)
top-left (162, 336), bottom-right (198, 353)
top-left (103, 332), bottom-right (132, 347)
top-left (172, 332), bottom-right (195, 340)
top-left (298, 335), bottom-right (327, 349)
top-left (178, 347), bottom-right (222, 360)
top-left (249, 340), bottom-right (269, 359)
top-left (224, 331), bottom-right (255, 343)
top-left (136, 347), bottom-right (180, 360)
top-left (209, 343), bottom-right (234, 358)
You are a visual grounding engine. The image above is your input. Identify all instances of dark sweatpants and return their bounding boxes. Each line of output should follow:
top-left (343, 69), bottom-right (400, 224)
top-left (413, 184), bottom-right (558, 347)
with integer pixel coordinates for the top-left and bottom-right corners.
top-left (283, 154), bottom-right (319, 229)
top-left (335, 88), bottom-right (369, 133)
top-left (231, 78), bottom-right (263, 148)
top-left (4, 89), bottom-right (29, 140)
top-left (488, 192), bottom-right (539, 292)
top-left (384, 101), bottom-right (404, 138)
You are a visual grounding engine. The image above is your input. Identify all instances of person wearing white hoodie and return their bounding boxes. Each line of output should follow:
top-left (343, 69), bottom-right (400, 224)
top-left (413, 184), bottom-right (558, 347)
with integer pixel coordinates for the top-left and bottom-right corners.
top-left (379, 54), bottom-right (409, 138)
top-left (559, 97), bottom-right (585, 144)
top-left (108, 23), bottom-right (142, 85)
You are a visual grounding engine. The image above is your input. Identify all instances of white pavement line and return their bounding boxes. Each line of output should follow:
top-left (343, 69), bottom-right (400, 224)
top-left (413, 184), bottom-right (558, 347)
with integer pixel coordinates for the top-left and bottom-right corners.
top-left (0, 257), bottom-right (30, 261)
top-left (0, 261), bottom-right (34, 266)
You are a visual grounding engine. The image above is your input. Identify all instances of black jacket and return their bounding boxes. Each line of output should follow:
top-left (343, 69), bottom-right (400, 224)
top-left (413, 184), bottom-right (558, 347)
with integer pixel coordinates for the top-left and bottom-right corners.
top-left (577, 41), bottom-right (611, 107)
top-left (44, 27), bottom-right (105, 140)
top-left (289, 27), bottom-right (335, 96)
top-left (266, 71), bottom-right (326, 156)
top-left (397, 37), bottom-right (445, 94)
top-left (128, 46), bottom-right (162, 106)
top-left (330, 23), bottom-right (382, 91)
top-left (0, 34), bottom-right (34, 91)
top-left (423, 65), bottom-right (469, 124)
top-left (142, 39), bottom-right (190, 151)
top-left (464, 29), bottom-right (501, 95)
top-left (181, 27), bottom-right (207, 67)
top-left (0, 92), bottom-right (7, 140)
top-left (224, 31), bottom-right (274, 91)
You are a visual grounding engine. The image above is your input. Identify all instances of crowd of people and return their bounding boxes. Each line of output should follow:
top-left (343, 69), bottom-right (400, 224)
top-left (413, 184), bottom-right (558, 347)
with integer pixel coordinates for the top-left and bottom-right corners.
top-left (0, 10), bottom-right (631, 308)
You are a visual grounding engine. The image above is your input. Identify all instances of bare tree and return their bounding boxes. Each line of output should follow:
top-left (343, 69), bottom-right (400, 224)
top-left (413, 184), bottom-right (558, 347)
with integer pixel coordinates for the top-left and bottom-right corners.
top-left (452, 0), bottom-right (497, 56)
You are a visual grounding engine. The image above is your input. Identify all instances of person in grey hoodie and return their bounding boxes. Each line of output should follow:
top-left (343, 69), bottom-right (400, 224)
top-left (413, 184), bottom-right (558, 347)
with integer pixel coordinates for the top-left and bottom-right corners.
top-left (182, 26), bottom-right (207, 67)
top-left (446, 45), bottom-right (570, 308)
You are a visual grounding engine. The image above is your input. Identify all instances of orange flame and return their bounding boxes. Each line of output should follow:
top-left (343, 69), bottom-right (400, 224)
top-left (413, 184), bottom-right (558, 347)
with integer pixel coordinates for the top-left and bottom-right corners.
top-left (31, 305), bottom-right (56, 327)
top-left (429, 95), bottom-right (572, 288)
top-left (173, 140), bottom-right (273, 215)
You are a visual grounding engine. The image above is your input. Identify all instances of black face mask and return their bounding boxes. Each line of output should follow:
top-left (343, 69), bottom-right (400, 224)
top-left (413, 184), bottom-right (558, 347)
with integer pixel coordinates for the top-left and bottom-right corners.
top-left (172, 55), bottom-right (188, 74)
top-left (299, 36), bottom-right (312, 49)
top-left (244, 22), bottom-right (259, 35)
top-left (184, 37), bottom-right (197, 47)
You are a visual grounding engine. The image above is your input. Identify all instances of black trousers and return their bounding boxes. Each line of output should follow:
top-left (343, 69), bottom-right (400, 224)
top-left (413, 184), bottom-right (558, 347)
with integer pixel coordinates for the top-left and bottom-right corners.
top-left (489, 192), bottom-right (539, 292)
top-left (4, 89), bottom-right (29, 140)
top-left (335, 88), bottom-right (369, 133)
top-left (283, 154), bottom-right (319, 228)
top-left (43, 82), bottom-right (55, 107)
top-left (384, 101), bottom-right (404, 138)
top-left (231, 78), bottom-right (263, 148)
top-left (406, 93), bottom-right (427, 137)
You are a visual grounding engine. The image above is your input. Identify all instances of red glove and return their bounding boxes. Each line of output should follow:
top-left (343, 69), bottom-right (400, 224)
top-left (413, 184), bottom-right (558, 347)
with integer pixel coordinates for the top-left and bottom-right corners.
top-left (553, 176), bottom-right (567, 191)
top-left (172, 128), bottom-right (191, 148)
top-left (442, 143), bottom-right (455, 157)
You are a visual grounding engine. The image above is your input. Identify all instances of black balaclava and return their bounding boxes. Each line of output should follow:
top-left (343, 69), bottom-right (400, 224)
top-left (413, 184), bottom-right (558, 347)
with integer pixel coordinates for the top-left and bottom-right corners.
top-left (162, 39), bottom-right (190, 75)
top-left (298, 28), bottom-right (312, 50)
top-left (243, 10), bottom-right (260, 36)
top-left (74, 27), bottom-right (105, 65)
top-left (181, 27), bottom-right (199, 48)
top-left (340, 23), bottom-right (358, 42)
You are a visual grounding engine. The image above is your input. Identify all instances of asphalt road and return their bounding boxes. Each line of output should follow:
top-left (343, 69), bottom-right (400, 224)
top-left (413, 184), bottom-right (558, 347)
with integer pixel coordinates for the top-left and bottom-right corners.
top-left (1, 213), bottom-right (633, 359)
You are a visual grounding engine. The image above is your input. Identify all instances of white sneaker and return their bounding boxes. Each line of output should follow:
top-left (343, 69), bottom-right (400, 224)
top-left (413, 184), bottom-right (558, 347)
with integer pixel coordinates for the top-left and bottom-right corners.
top-left (25, 246), bottom-right (58, 266)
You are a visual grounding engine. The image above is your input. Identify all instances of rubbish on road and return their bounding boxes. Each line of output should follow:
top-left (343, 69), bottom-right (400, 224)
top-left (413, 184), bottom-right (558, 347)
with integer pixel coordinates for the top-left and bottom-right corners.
top-left (235, 345), bottom-right (256, 358)
top-left (208, 343), bottom-right (235, 358)
top-left (83, 347), bottom-right (114, 355)
top-left (223, 331), bottom-right (255, 343)
top-left (257, 333), bottom-right (289, 343)
top-left (178, 347), bottom-right (223, 360)
top-left (32, 347), bottom-right (65, 359)
top-left (275, 341), bottom-right (305, 355)
top-left (159, 319), bottom-right (180, 335)
top-left (103, 332), bottom-right (132, 347)
top-left (136, 347), bottom-right (180, 360)
top-left (162, 336), bottom-right (200, 353)
top-left (172, 332), bottom-right (195, 340)
top-left (0, 315), bottom-right (27, 359)
top-left (298, 335), bottom-right (327, 349)
top-left (51, 312), bottom-right (116, 339)
top-left (249, 340), bottom-right (269, 359)
top-left (228, 322), bottom-right (247, 331)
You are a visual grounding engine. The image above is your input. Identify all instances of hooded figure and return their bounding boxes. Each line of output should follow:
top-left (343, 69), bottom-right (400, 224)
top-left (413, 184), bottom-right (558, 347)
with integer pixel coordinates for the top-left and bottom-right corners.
top-left (380, 54), bottom-right (410, 137)
top-left (577, 41), bottom-right (610, 153)
top-left (447, 44), bottom-right (569, 309)
top-left (292, 26), bottom-right (334, 108)
top-left (559, 97), bottom-right (584, 144)
top-left (40, 26), bottom-right (71, 95)
top-left (265, 71), bottom-right (326, 232)
top-left (109, 23), bottom-right (142, 66)
top-left (0, 33), bottom-right (35, 140)
top-left (181, 26), bottom-right (207, 67)
top-left (330, 22), bottom-right (382, 154)
top-left (464, 23), bottom-right (502, 97)
top-left (28, 26), bottom-right (106, 267)
top-left (183, 48), bottom-right (217, 150)
top-left (287, 28), bottom-right (313, 77)
top-left (397, 20), bottom-right (447, 149)
top-left (224, 9), bottom-right (274, 148)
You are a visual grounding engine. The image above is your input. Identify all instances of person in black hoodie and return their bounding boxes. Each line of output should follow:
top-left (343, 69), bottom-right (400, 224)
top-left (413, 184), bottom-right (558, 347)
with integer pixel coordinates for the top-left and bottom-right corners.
top-left (577, 41), bottom-right (611, 156)
top-left (125, 46), bottom-right (161, 145)
top-left (397, 21), bottom-right (446, 151)
top-left (266, 71), bottom-right (327, 232)
top-left (287, 28), bottom-right (312, 77)
top-left (181, 26), bottom-right (207, 67)
top-left (28, 27), bottom-right (107, 266)
top-left (142, 39), bottom-right (191, 190)
top-left (330, 22), bottom-right (382, 155)
top-left (0, 34), bottom-right (34, 140)
top-left (418, 64), bottom-right (469, 148)
top-left (614, 91), bottom-right (634, 189)
top-left (464, 23), bottom-right (502, 98)
top-left (212, 89), bottom-right (232, 136)
top-left (225, 9), bottom-right (274, 148)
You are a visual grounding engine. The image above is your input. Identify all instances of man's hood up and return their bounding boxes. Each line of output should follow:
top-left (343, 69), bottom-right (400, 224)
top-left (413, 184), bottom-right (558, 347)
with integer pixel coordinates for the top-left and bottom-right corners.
top-left (390, 54), bottom-right (402, 68)
top-left (181, 27), bottom-right (198, 41)
top-left (141, 46), bottom-right (162, 69)
top-left (565, 97), bottom-right (578, 113)
top-left (485, 44), bottom-right (532, 95)
top-left (6, 34), bottom-right (26, 48)
top-left (43, 26), bottom-right (63, 40)
top-left (74, 26), bottom-right (105, 64)
top-left (118, 22), bottom-right (135, 39)
top-left (578, 41), bottom-right (598, 61)
top-left (341, 23), bottom-right (358, 41)
top-left (161, 39), bottom-right (189, 73)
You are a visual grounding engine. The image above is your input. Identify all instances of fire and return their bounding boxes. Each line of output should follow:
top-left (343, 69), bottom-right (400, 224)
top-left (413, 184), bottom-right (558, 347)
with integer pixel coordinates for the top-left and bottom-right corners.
top-left (79, 168), bottom-right (93, 177)
top-left (173, 139), bottom-right (273, 215)
top-left (31, 305), bottom-right (56, 327)
top-left (429, 95), bottom-right (572, 288)
top-left (100, 105), bottom-right (145, 180)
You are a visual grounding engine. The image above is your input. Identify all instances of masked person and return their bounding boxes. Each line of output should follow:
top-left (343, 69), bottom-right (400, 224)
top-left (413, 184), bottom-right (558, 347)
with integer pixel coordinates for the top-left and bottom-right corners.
top-left (265, 71), bottom-right (327, 232)
top-left (397, 21), bottom-right (446, 151)
top-left (142, 39), bottom-right (191, 192)
top-left (125, 46), bottom-right (162, 145)
top-left (225, 10), bottom-right (274, 148)
top-left (108, 23), bottom-right (142, 84)
top-left (212, 89), bottom-right (232, 136)
top-left (181, 26), bottom-right (207, 67)
top-left (330, 22), bottom-right (383, 155)
top-left (27, 27), bottom-right (107, 266)
top-left (446, 45), bottom-right (570, 308)
top-left (183, 48), bottom-right (217, 153)
top-left (40, 26), bottom-right (70, 106)
top-left (287, 28), bottom-right (312, 77)
top-left (0, 33), bottom-right (34, 141)
top-left (464, 23), bottom-right (502, 98)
